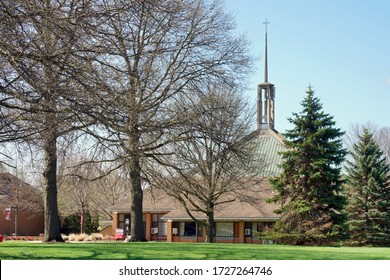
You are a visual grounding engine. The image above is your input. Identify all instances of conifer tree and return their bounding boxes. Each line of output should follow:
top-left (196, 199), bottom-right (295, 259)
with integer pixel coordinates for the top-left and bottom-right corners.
top-left (269, 87), bottom-right (348, 245)
top-left (345, 129), bottom-right (390, 246)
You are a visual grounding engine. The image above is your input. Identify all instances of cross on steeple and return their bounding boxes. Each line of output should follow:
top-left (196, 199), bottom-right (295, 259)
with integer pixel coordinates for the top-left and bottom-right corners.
top-left (263, 19), bottom-right (270, 33)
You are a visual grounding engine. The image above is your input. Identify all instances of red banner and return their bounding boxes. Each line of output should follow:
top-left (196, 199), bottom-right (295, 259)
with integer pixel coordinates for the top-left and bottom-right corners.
top-left (5, 208), bottom-right (11, 220)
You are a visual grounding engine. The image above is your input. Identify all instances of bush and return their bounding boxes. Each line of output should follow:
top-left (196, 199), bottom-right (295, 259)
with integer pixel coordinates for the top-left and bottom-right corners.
top-left (90, 233), bottom-right (103, 241)
top-left (67, 234), bottom-right (76, 241)
top-left (67, 233), bottom-right (89, 242)
top-left (76, 234), bottom-right (89, 242)
top-left (3, 236), bottom-right (38, 241)
top-left (257, 230), bottom-right (333, 246)
top-left (61, 211), bottom-right (99, 235)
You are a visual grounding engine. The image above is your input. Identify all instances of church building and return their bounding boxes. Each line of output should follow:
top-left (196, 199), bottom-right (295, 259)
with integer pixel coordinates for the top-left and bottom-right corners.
top-left (109, 22), bottom-right (286, 243)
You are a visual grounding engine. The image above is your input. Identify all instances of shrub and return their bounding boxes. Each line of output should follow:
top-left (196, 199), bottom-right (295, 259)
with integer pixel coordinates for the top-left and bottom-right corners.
top-left (257, 230), bottom-right (338, 246)
top-left (90, 233), bottom-right (103, 241)
top-left (61, 212), bottom-right (99, 235)
top-left (68, 234), bottom-right (77, 241)
top-left (66, 233), bottom-right (104, 242)
top-left (75, 234), bottom-right (88, 242)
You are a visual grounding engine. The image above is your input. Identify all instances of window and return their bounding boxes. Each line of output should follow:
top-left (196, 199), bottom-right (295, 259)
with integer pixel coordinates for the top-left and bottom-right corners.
top-left (118, 214), bottom-right (130, 231)
top-left (152, 214), bottom-right (167, 236)
top-left (118, 214), bottom-right (124, 229)
top-left (177, 222), bottom-right (202, 237)
top-left (180, 222), bottom-right (197, 236)
top-left (172, 222), bottom-right (180, 235)
top-left (216, 223), bottom-right (234, 237)
top-left (245, 222), bottom-right (252, 236)
top-left (159, 222), bottom-right (167, 236)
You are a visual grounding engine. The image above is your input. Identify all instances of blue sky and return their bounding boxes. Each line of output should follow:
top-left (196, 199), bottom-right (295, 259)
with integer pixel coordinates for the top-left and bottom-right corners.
top-left (225, 0), bottom-right (390, 134)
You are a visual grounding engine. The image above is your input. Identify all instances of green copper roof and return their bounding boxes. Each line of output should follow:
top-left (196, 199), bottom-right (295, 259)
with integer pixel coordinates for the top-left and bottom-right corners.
top-left (245, 129), bottom-right (286, 177)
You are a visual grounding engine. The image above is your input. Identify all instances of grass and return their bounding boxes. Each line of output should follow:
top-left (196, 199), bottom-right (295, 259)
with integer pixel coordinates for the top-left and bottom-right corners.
top-left (1, 241), bottom-right (390, 260)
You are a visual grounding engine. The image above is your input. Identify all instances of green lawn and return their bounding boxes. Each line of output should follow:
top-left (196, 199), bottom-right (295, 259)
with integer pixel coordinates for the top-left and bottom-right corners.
top-left (1, 241), bottom-right (390, 260)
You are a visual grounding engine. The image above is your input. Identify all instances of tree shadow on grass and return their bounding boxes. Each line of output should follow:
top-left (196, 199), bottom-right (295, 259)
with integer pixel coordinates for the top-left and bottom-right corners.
top-left (2, 242), bottom-right (390, 260)
top-left (0, 242), bottom-right (157, 260)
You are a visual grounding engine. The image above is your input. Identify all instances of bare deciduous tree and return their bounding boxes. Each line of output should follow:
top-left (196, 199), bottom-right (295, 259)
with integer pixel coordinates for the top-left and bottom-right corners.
top-left (77, 0), bottom-right (253, 241)
top-left (58, 154), bottom-right (130, 226)
top-left (376, 127), bottom-right (390, 164)
top-left (149, 83), bottom-right (263, 243)
top-left (0, 0), bottom-right (93, 241)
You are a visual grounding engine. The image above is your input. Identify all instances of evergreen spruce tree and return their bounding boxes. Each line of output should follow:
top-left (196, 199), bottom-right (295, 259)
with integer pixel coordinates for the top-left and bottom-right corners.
top-left (345, 129), bottom-right (390, 246)
top-left (269, 87), bottom-right (348, 245)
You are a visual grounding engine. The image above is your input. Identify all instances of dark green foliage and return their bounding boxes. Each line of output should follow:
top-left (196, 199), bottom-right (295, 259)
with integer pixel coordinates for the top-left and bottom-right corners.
top-left (268, 87), bottom-right (348, 245)
top-left (62, 212), bottom-right (99, 235)
top-left (345, 129), bottom-right (390, 246)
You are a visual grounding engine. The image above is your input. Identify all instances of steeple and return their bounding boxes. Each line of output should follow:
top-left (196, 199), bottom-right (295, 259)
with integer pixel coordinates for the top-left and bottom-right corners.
top-left (264, 19), bottom-right (269, 83)
top-left (257, 19), bottom-right (275, 130)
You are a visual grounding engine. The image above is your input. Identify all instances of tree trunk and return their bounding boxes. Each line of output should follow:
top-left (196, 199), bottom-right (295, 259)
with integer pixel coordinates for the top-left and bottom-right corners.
top-left (14, 208), bottom-right (18, 236)
top-left (43, 129), bottom-right (64, 242)
top-left (205, 208), bottom-right (215, 243)
top-left (81, 208), bottom-right (86, 234)
top-left (129, 153), bottom-right (146, 242)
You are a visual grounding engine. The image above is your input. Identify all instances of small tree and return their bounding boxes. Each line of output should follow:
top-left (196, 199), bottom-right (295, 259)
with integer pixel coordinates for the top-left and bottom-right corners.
top-left (268, 86), bottom-right (348, 245)
top-left (345, 128), bottom-right (390, 246)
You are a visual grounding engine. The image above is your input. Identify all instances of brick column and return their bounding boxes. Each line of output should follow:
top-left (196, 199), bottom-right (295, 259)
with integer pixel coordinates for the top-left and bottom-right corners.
top-left (239, 221), bottom-right (245, 243)
top-left (145, 213), bottom-right (152, 241)
top-left (112, 211), bottom-right (119, 235)
top-left (166, 220), bottom-right (173, 242)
